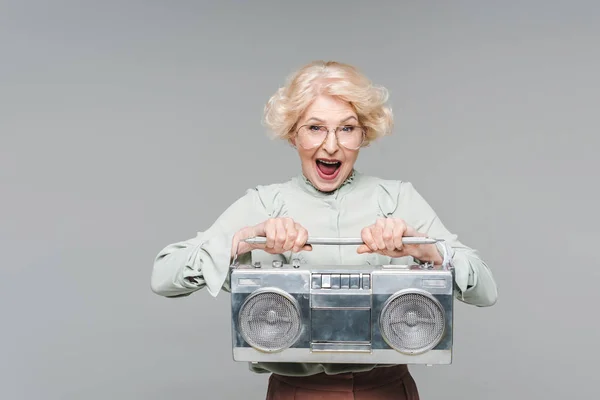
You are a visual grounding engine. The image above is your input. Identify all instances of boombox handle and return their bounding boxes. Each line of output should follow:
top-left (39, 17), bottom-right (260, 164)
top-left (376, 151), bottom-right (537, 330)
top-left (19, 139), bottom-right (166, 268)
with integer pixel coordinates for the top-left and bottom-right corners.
top-left (231, 236), bottom-right (443, 267)
top-left (244, 236), bottom-right (441, 246)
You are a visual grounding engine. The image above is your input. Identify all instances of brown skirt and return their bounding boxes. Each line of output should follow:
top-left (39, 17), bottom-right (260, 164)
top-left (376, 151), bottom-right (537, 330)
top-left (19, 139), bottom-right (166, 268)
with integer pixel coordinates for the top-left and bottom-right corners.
top-left (265, 365), bottom-right (419, 400)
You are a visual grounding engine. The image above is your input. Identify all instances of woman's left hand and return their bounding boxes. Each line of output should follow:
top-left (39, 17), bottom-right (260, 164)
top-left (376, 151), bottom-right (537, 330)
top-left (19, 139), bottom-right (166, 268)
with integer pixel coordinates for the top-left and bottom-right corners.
top-left (357, 218), bottom-right (443, 264)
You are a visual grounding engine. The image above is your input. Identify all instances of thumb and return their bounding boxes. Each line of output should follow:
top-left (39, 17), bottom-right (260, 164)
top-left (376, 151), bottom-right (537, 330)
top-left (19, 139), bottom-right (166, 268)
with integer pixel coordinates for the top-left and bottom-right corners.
top-left (356, 245), bottom-right (372, 254)
top-left (406, 226), bottom-right (425, 237)
top-left (234, 226), bottom-right (264, 254)
top-left (250, 221), bottom-right (266, 238)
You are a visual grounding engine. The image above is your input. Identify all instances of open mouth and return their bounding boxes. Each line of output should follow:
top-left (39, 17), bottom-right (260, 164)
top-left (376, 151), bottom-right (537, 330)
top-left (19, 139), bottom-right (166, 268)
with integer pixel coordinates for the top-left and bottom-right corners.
top-left (316, 159), bottom-right (342, 179)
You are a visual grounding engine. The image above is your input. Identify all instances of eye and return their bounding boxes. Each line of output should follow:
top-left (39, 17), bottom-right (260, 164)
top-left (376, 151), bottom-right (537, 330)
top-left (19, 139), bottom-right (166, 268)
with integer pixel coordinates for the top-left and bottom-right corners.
top-left (340, 125), bottom-right (355, 132)
top-left (309, 125), bottom-right (325, 132)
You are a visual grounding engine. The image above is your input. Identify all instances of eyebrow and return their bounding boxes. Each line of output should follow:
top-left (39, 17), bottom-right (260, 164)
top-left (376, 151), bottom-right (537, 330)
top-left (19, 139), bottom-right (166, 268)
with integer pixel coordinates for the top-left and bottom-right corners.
top-left (305, 116), bottom-right (358, 124)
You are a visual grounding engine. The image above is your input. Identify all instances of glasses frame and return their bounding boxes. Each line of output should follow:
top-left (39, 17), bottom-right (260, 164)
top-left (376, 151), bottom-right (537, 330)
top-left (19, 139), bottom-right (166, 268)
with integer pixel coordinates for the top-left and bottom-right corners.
top-left (294, 124), bottom-right (366, 150)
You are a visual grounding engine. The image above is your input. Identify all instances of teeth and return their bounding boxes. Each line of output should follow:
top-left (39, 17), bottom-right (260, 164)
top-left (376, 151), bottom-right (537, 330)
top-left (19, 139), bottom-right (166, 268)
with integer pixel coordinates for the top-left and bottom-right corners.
top-left (318, 160), bottom-right (340, 165)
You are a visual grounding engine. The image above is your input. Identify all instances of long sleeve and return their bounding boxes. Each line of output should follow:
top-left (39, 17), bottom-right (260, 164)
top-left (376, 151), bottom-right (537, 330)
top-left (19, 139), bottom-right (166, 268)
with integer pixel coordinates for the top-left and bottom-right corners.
top-left (150, 186), bottom-right (277, 298)
top-left (391, 181), bottom-right (498, 307)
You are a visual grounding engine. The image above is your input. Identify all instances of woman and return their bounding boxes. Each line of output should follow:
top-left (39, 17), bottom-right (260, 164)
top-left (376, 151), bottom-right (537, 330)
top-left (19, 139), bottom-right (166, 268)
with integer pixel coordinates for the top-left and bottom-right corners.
top-left (151, 60), bottom-right (498, 399)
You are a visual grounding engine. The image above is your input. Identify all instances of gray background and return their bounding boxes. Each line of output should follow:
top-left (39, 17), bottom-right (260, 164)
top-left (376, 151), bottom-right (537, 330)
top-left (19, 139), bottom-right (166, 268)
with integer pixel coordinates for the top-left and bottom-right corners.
top-left (1, 1), bottom-right (598, 399)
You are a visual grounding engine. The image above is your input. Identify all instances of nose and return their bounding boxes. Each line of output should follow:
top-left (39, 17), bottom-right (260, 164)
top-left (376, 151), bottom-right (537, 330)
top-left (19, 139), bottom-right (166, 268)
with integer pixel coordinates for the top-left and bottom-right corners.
top-left (322, 129), bottom-right (340, 154)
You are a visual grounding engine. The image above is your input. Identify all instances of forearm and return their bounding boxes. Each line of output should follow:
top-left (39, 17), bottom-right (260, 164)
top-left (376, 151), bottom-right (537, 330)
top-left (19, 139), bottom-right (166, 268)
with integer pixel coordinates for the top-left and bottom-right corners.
top-left (396, 181), bottom-right (498, 307)
top-left (151, 240), bottom-right (205, 298)
top-left (150, 187), bottom-right (275, 299)
top-left (151, 231), bottom-right (236, 298)
top-left (424, 237), bottom-right (497, 307)
top-left (451, 248), bottom-right (498, 307)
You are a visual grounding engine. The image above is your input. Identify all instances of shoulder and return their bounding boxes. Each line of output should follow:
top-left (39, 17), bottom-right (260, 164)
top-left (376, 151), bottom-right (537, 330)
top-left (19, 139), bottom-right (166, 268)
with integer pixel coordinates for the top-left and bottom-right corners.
top-left (354, 173), bottom-right (422, 214)
top-left (250, 178), bottom-right (294, 198)
top-left (242, 178), bottom-right (295, 216)
top-left (354, 172), bottom-right (416, 197)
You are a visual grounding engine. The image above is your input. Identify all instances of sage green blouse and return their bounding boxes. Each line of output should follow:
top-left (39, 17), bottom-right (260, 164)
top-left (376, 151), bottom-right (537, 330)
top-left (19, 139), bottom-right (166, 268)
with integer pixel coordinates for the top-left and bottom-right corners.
top-left (150, 170), bottom-right (498, 376)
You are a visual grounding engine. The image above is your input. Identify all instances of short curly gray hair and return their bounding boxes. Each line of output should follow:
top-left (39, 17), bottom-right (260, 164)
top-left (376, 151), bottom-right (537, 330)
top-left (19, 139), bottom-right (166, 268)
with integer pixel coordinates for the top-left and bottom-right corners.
top-left (262, 61), bottom-right (394, 146)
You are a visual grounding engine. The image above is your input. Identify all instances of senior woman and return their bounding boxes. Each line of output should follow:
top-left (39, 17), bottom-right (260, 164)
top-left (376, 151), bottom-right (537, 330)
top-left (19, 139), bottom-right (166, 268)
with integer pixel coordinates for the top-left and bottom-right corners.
top-left (151, 60), bottom-right (498, 399)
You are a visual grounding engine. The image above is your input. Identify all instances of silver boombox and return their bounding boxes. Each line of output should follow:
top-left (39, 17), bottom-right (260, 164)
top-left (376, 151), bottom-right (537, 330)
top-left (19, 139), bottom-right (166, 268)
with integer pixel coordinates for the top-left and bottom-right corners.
top-left (230, 237), bottom-right (455, 366)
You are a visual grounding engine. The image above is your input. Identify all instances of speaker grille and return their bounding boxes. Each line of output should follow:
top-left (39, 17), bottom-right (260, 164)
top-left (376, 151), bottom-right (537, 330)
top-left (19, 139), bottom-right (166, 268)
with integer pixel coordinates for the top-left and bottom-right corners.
top-left (380, 290), bottom-right (445, 354)
top-left (238, 288), bottom-right (302, 352)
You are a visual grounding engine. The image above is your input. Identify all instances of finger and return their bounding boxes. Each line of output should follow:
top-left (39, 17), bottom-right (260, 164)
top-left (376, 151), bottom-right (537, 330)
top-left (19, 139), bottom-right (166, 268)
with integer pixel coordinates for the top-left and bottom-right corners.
top-left (293, 224), bottom-right (308, 252)
top-left (382, 219), bottom-right (395, 251)
top-left (373, 225), bottom-right (386, 251)
top-left (393, 220), bottom-right (407, 251)
top-left (282, 218), bottom-right (297, 251)
top-left (274, 218), bottom-right (287, 251)
top-left (360, 227), bottom-right (377, 253)
top-left (264, 219), bottom-right (276, 249)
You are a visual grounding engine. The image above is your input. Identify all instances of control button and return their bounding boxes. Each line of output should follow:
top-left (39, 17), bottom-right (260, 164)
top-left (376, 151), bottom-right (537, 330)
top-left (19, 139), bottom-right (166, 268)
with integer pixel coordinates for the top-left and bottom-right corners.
top-left (362, 274), bottom-right (370, 289)
top-left (253, 261), bottom-right (262, 268)
top-left (350, 274), bottom-right (360, 289)
top-left (271, 260), bottom-right (282, 268)
top-left (321, 274), bottom-right (331, 288)
top-left (422, 262), bottom-right (434, 270)
top-left (340, 274), bottom-right (350, 289)
top-left (292, 258), bottom-right (301, 269)
top-left (312, 274), bottom-right (321, 289)
top-left (331, 274), bottom-right (341, 289)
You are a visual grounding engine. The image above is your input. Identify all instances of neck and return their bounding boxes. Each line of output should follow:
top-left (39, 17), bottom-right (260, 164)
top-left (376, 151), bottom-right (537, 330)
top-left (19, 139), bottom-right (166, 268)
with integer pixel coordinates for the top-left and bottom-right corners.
top-left (303, 169), bottom-right (356, 194)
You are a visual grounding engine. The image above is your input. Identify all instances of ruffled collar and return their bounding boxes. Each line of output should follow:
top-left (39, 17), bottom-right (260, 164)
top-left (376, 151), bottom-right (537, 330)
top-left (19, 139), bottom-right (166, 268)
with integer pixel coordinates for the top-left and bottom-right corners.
top-left (297, 169), bottom-right (358, 197)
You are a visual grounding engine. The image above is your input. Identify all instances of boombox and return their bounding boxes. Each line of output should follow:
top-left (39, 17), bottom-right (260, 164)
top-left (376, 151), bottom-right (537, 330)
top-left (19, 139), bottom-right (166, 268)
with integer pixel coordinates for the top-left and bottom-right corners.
top-left (229, 237), bottom-right (455, 366)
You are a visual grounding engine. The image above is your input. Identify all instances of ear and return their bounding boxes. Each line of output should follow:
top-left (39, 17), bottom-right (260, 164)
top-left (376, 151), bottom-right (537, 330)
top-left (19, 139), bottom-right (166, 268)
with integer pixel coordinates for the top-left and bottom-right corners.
top-left (289, 136), bottom-right (297, 148)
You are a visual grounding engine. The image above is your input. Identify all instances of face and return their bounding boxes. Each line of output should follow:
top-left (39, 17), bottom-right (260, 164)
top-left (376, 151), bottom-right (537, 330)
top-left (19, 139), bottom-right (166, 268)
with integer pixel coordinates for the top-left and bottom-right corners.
top-left (291, 95), bottom-right (361, 192)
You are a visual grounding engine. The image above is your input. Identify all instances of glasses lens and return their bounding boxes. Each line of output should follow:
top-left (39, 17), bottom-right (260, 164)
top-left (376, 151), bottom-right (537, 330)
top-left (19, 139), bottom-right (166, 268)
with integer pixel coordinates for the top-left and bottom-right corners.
top-left (336, 126), bottom-right (364, 149)
top-left (297, 126), bottom-right (327, 148)
top-left (296, 125), bottom-right (365, 149)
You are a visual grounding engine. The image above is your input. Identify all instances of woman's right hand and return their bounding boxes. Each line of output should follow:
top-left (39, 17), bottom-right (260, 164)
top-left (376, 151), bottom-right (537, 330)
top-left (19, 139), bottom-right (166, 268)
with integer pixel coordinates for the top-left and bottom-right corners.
top-left (231, 217), bottom-right (312, 258)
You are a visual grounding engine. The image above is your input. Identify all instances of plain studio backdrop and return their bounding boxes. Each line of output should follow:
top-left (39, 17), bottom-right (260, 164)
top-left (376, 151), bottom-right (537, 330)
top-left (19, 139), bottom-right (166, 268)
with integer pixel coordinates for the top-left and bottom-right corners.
top-left (1, 1), bottom-right (599, 399)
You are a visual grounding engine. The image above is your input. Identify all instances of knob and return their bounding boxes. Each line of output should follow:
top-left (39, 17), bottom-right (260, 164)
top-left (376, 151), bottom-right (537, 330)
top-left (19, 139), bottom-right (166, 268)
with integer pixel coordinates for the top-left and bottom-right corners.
top-left (253, 261), bottom-right (262, 268)
top-left (272, 260), bottom-right (283, 268)
top-left (420, 262), bottom-right (434, 270)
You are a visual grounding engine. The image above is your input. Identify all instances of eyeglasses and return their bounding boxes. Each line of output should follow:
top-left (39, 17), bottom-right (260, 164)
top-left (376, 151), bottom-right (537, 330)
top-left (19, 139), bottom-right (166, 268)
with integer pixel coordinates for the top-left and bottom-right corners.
top-left (295, 124), bottom-right (366, 150)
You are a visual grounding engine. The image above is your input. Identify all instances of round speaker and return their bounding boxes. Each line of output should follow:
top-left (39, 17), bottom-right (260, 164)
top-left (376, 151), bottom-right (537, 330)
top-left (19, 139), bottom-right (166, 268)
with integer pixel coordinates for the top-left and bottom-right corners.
top-left (379, 289), bottom-right (446, 354)
top-left (238, 288), bottom-right (302, 353)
